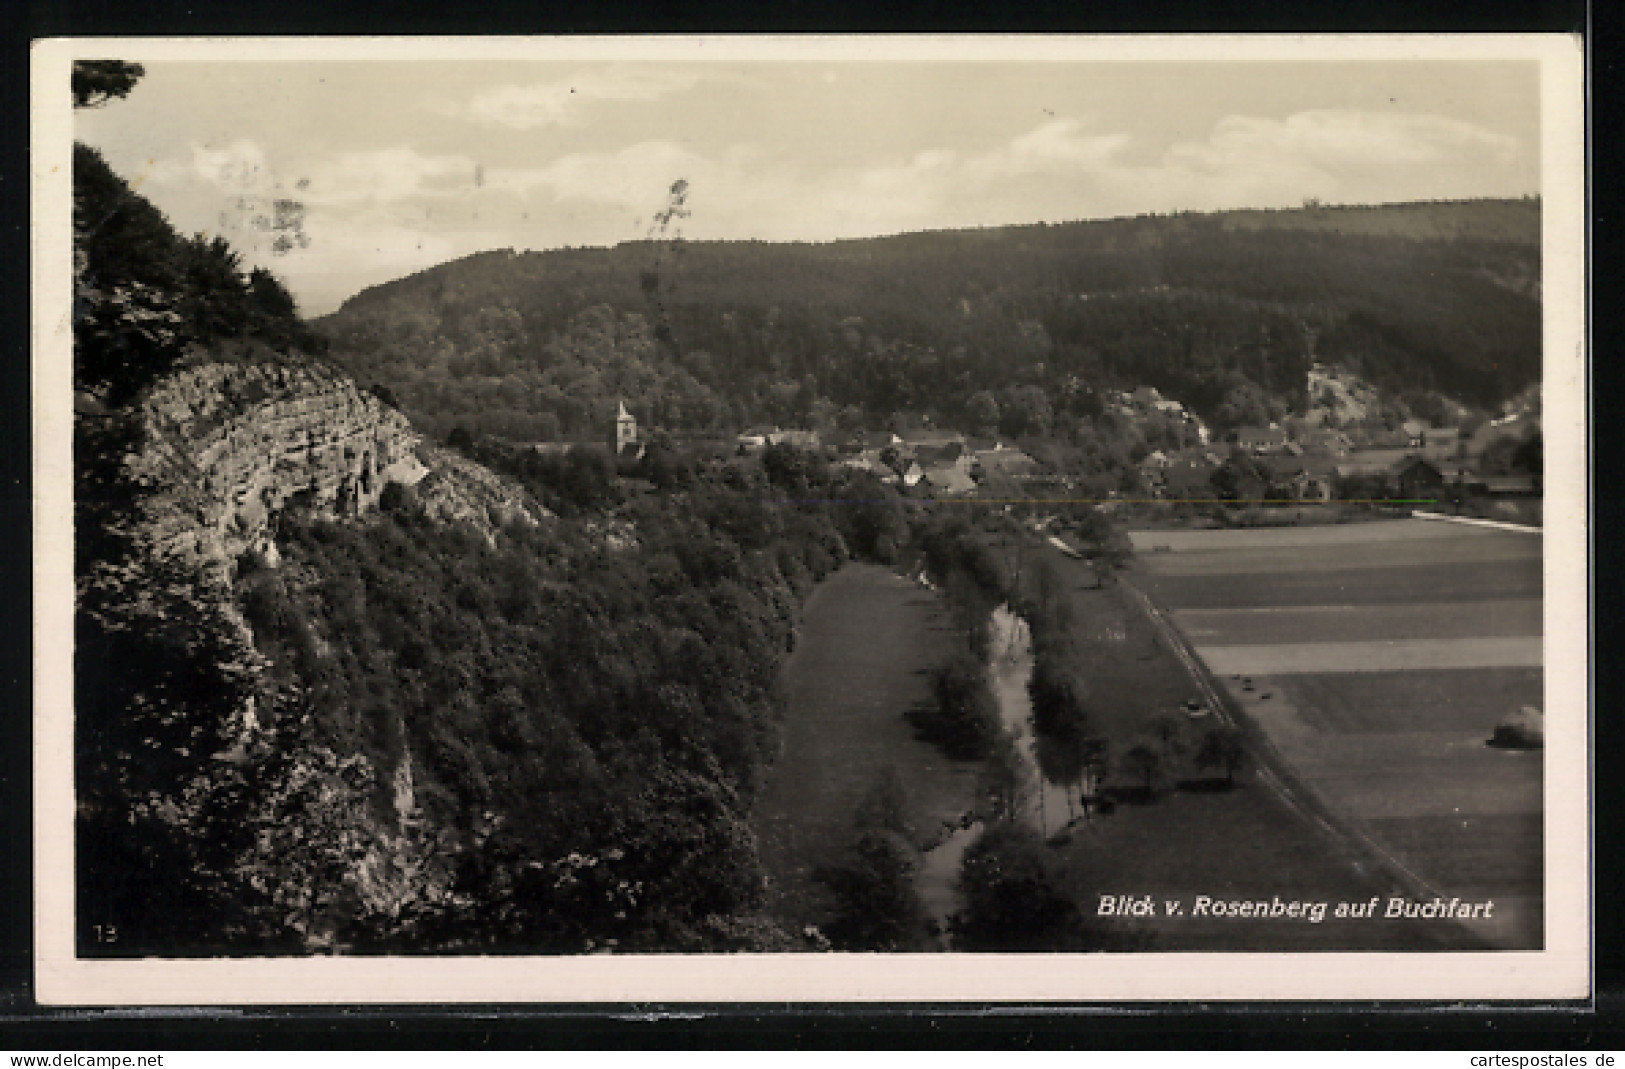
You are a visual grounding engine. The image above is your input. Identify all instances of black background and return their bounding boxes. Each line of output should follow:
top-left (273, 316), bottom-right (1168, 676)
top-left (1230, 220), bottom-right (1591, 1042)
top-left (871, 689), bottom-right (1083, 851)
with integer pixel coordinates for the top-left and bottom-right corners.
top-left (1, 0), bottom-right (1613, 1049)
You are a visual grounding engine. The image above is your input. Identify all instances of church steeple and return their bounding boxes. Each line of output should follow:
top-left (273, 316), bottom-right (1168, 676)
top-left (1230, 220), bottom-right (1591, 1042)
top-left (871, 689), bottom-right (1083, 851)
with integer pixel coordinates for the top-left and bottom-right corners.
top-left (614, 399), bottom-right (638, 455)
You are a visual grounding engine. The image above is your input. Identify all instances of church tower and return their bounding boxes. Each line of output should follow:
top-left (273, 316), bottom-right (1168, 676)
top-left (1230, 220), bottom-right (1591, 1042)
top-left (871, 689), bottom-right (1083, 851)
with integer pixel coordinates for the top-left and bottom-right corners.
top-left (614, 399), bottom-right (638, 455)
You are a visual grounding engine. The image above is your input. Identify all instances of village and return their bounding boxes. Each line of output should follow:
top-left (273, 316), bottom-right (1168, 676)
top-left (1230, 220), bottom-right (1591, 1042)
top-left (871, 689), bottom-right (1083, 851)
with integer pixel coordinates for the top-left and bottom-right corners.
top-left (528, 360), bottom-right (1542, 529)
top-left (730, 362), bottom-right (1543, 525)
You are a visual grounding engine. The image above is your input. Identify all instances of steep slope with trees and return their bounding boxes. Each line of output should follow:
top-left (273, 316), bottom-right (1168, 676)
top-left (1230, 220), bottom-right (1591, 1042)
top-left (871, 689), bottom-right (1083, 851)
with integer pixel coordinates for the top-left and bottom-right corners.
top-left (317, 199), bottom-right (1540, 449)
top-left (75, 67), bottom-right (910, 955)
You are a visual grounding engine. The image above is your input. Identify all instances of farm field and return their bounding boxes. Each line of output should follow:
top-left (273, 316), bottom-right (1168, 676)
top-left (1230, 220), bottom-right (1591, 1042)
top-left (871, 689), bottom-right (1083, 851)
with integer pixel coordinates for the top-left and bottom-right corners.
top-left (1007, 542), bottom-right (1481, 950)
top-left (1125, 518), bottom-right (1545, 949)
top-left (751, 563), bottom-right (979, 933)
top-left (1130, 533), bottom-right (1537, 577)
top-left (1125, 518), bottom-right (1499, 552)
top-left (1197, 636), bottom-right (1541, 675)
top-left (1136, 558), bottom-right (1540, 611)
top-left (1173, 599), bottom-right (1542, 647)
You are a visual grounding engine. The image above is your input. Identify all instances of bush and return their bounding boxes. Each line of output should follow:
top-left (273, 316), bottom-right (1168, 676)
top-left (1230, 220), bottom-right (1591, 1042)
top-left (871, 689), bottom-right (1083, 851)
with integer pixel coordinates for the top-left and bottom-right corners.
top-left (1028, 657), bottom-right (1089, 738)
top-left (378, 480), bottom-right (416, 514)
top-left (814, 829), bottom-right (928, 951)
top-left (909, 651), bottom-right (1002, 759)
top-left (1120, 739), bottom-right (1164, 798)
top-left (1193, 726), bottom-right (1246, 786)
top-left (953, 822), bottom-right (1079, 951)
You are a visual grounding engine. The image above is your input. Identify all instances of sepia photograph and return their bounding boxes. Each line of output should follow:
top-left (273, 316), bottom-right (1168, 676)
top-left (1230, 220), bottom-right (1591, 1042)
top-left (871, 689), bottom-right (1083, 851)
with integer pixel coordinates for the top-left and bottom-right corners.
top-left (31, 35), bottom-right (1588, 1004)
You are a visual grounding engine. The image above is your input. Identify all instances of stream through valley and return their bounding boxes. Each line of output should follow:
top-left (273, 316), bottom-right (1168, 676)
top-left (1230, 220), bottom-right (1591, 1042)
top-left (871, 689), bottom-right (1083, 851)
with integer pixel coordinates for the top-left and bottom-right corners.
top-left (916, 604), bottom-right (1091, 942)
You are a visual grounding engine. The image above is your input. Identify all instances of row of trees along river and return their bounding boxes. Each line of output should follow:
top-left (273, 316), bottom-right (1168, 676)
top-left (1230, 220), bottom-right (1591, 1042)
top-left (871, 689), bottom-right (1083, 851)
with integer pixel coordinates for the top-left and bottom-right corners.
top-left (801, 510), bottom-right (1249, 952)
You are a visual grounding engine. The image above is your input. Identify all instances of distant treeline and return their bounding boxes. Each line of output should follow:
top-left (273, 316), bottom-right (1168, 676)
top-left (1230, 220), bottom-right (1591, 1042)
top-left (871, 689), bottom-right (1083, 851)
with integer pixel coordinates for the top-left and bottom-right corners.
top-left (318, 199), bottom-right (1540, 449)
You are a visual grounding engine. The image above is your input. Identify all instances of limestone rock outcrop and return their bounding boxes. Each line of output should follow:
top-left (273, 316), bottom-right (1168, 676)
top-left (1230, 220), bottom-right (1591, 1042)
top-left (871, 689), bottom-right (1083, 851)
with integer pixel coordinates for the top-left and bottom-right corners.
top-left (132, 359), bottom-right (425, 569)
top-left (412, 445), bottom-right (544, 545)
top-left (77, 354), bottom-right (510, 948)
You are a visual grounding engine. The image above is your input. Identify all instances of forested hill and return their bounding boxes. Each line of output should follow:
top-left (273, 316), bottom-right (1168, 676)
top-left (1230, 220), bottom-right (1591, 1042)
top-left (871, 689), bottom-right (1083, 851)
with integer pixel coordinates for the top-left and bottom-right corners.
top-left (318, 198), bottom-right (1541, 444)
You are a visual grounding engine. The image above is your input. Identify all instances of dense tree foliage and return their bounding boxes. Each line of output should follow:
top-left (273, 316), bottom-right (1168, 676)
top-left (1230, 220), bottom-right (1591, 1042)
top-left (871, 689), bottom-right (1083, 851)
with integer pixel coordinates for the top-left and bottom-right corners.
top-left (952, 822), bottom-right (1082, 951)
top-left (319, 201), bottom-right (1540, 448)
top-left (814, 794), bottom-right (931, 953)
top-left (72, 60), bottom-right (145, 108)
top-left (910, 652), bottom-right (1004, 761)
top-left (73, 144), bottom-right (325, 400)
top-left (1194, 726), bottom-right (1247, 788)
top-left (226, 474), bottom-right (863, 951)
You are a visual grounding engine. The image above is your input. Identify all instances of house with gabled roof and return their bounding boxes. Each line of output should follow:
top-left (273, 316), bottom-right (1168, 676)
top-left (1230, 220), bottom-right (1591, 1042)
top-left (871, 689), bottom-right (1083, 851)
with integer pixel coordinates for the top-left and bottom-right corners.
top-left (973, 444), bottom-right (1039, 481)
top-left (914, 441), bottom-right (967, 468)
top-left (860, 430), bottom-right (904, 451)
top-left (1394, 456), bottom-right (1446, 500)
top-left (1161, 456), bottom-right (1220, 499)
top-left (922, 464), bottom-right (977, 496)
top-left (1264, 455), bottom-right (1338, 501)
top-left (1424, 426), bottom-right (1462, 453)
top-left (768, 428), bottom-right (822, 450)
top-left (1236, 426), bottom-right (1289, 455)
top-left (900, 428), bottom-right (966, 451)
top-left (1297, 427), bottom-right (1353, 457)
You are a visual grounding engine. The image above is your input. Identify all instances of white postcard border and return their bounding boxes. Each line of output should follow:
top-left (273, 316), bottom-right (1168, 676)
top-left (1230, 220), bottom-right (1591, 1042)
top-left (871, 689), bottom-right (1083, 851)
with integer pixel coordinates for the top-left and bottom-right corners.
top-left (31, 33), bottom-right (1590, 1005)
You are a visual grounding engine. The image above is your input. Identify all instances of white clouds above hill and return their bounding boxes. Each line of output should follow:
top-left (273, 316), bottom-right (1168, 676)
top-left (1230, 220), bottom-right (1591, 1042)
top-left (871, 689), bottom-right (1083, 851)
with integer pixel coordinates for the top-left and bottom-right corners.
top-left (80, 57), bottom-right (1542, 314)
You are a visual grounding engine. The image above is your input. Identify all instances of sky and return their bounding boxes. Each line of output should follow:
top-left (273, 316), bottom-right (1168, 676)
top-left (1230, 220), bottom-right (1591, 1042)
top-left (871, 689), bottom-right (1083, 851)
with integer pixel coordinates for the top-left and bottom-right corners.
top-left (73, 56), bottom-right (1543, 316)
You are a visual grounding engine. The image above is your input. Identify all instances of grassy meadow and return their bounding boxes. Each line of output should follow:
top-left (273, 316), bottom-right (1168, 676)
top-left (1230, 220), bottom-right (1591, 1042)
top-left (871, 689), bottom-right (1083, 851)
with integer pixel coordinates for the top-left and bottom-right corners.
top-left (751, 564), bottom-right (981, 932)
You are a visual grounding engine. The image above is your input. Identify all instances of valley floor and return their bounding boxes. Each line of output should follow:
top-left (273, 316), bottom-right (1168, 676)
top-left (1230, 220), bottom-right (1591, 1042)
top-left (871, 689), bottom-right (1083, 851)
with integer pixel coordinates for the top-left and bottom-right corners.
top-left (751, 563), bottom-right (979, 933)
top-left (759, 548), bottom-right (1490, 952)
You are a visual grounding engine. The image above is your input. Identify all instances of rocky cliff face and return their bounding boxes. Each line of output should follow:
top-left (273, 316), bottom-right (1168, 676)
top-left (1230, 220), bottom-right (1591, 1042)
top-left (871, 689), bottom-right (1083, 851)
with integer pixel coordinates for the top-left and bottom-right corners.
top-left (412, 445), bottom-right (544, 545)
top-left (118, 357), bottom-right (548, 579)
top-left (130, 359), bottom-right (427, 572)
top-left (77, 353), bottom-right (545, 950)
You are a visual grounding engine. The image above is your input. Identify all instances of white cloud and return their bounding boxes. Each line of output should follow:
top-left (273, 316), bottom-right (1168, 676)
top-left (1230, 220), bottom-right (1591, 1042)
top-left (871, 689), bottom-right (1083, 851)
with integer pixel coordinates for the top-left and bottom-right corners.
top-left (1120, 109), bottom-right (1527, 212)
top-left (967, 118), bottom-right (1130, 181)
top-left (302, 147), bottom-right (479, 207)
top-left (1166, 109), bottom-right (1519, 179)
top-left (451, 68), bottom-right (703, 130)
top-left (493, 140), bottom-right (706, 208)
top-left (809, 108), bottom-right (1529, 230)
top-left (144, 139), bottom-right (273, 194)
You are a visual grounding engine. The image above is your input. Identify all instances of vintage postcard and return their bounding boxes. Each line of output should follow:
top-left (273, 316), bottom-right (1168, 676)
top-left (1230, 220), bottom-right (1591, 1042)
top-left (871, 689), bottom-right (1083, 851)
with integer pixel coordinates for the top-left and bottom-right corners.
top-left (31, 34), bottom-right (1588, 1004)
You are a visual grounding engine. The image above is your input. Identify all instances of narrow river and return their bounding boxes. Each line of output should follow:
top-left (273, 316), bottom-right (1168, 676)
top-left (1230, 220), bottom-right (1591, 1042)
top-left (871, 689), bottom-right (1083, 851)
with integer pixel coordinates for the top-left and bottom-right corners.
top-left (917, 604), bottom-right (1083, 940)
